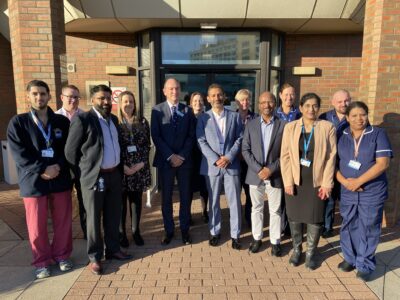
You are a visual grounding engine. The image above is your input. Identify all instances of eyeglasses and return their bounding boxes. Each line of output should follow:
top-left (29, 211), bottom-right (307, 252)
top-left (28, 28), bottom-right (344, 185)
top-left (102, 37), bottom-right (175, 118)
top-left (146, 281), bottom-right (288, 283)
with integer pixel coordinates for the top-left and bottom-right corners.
top-left (62, 95), bottom-right (80, 100)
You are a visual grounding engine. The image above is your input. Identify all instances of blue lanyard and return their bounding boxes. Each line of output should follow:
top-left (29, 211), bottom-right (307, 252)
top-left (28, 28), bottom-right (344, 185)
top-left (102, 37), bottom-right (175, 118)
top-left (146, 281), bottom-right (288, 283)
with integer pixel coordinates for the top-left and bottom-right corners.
top-left (302, 124), bottom-right (314, 159)
top-left (30, 111), bottom-right (52, 148)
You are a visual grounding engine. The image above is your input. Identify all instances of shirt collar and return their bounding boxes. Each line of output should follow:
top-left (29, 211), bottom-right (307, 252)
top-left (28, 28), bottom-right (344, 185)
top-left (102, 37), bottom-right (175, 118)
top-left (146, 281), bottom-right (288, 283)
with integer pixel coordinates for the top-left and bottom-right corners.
top-left (260, 115), bottom-right (274, 125)
top-left (343, 124), bottom-right (373, 136)
top-left (92, 107), bottom-right (108, 121)
top-left (212, 109), bottom-right (225, 119)
top-left (167, 100), bottom-right (179, 110)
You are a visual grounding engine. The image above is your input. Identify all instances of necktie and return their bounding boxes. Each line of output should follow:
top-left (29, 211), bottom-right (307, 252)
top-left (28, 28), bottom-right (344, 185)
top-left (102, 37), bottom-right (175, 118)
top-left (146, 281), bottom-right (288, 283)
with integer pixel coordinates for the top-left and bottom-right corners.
top-left (171, 105), bottom-right (178, 129)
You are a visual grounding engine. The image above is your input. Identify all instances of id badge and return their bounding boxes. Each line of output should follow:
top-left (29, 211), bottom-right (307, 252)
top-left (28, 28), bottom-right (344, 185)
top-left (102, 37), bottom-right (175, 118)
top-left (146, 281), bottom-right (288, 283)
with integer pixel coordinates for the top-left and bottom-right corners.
top-left (348, 159), bottom-right (361, 170)
top-left (127, 145), bottom-right (137, 153)
top-left (41, 148), bottom-right (54, 158)
top-left (177, 111), bottom-right (184, 117)
top-left (300, 158), bottom-right (311, 167)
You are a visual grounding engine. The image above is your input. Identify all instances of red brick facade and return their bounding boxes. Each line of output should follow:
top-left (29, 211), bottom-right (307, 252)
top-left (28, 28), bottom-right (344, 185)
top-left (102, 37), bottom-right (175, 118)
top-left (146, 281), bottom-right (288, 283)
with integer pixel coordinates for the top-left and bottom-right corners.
top-left (8, 0), bottom-right (66, 113)
top-left (0, 34), bottom-right (17, 178)
top-left (359, 0), bottom-right (400, 226)
top-left (284, 34), bottom-right (363, 111)
top-left (66, 33), bottom-right (137, 111)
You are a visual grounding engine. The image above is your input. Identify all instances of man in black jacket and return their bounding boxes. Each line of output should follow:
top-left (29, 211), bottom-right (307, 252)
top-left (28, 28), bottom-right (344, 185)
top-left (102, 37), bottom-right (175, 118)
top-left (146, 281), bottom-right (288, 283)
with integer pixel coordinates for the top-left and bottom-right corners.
top-left (242, 92), bottom-right (286, 255)
top-left (7, 80), bottom-right (73, 279)
top-left (65, 84), bottom-right (131, 275)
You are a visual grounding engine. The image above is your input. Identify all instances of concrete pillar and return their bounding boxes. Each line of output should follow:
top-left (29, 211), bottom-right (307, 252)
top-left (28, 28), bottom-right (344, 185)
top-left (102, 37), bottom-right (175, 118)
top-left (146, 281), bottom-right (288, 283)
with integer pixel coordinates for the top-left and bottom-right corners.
top-left (359, 0), bottom-right (400, 226)
top-left (8, 0), bottom-right (67, 112)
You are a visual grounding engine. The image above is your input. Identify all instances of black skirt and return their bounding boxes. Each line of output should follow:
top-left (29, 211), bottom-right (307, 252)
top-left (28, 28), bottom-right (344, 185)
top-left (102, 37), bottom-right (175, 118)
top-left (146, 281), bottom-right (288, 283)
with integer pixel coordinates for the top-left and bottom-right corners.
top-left (285, 132), bottom-right (326, 224)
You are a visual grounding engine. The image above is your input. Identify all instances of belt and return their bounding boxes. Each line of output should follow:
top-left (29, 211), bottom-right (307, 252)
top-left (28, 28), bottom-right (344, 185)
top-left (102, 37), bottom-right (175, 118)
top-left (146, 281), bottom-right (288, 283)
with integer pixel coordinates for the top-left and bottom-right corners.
top-left (100, 166), bottom-right (118, 173)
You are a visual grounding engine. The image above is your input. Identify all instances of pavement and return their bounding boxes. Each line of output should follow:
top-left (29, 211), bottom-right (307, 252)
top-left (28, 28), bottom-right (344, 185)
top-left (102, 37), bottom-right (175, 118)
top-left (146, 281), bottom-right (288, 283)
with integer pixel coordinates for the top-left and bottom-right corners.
top-left (0, 182), bottom-right (399, 300)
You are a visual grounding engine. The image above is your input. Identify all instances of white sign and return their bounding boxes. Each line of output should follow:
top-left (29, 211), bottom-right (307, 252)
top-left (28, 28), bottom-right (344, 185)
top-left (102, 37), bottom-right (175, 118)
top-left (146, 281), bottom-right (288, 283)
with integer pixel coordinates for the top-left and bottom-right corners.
top-left (111, 87), bottom-right (127, 105)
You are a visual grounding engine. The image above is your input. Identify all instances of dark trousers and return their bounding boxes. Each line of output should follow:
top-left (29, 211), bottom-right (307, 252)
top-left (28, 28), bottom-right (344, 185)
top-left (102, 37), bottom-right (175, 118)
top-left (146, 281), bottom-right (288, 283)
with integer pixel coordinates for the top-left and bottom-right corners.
top-left (82, 169), bottom-right (122, 262)
top-left (340, 201), bottom-right (384, 273)
top-left (324, 181), bottom-right (340, 231)
top-left (120, 190), bottom-right (143, 236)
top-left (74, 179), bottom-right (87, 238)
top-left (240, 161), bottom-right (252, 226)
top-left (160, 167), bottom-right (191, 235)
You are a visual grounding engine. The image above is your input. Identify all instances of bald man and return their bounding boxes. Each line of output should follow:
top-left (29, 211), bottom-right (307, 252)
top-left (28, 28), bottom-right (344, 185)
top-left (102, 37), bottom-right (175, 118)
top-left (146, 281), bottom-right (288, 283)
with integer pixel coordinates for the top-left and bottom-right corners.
top-left (151, 78), bottom-right (196, 245)
top-left (242, 92), bottom-right (286, 255)
top-left (319, 89), bottom-right (351, 237)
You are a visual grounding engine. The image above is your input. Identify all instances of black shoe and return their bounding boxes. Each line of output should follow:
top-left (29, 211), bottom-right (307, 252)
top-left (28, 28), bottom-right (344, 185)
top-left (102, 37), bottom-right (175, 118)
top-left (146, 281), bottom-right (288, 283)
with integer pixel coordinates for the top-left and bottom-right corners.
top-left (133, 231), bottom-right (144, 246)
top-left (231, 238), bottom-right (241, 250)
top-left (209, 234), bottom-right (220, 247)
top-left (322, 229), bottom-right (334, 238)
top-left (248, 239), bottom-right (262, 253)
top-left (202, 212), bottom-right (209, 224)
top-left (289, 250), bottom-right (302, 267)
top-left (161, 233), bottom-right (174, 245)
top-left (338, 260), bottom-right (355, 272)
top-left (356, 271), bottom-right (371, 282)
top-left (271, 244), bottom-right (282, 257)
top-left (120, 233), bottom-right (129, 248)
top-left (182, 232), bottom-right (192, 245)
top-left (105, 250), bottom-right (132, 260)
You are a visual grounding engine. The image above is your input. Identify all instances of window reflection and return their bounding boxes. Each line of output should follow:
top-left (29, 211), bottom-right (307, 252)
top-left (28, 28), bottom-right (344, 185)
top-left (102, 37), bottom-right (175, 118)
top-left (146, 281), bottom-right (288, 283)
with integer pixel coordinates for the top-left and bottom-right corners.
top-left (162, 32), bottom-right (260, 65)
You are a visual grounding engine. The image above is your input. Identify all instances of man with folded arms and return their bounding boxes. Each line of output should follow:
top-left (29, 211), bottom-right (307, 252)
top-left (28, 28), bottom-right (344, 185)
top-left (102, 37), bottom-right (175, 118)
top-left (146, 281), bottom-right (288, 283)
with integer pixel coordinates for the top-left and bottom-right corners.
top-left (65, 84), bottom-right (131, 275)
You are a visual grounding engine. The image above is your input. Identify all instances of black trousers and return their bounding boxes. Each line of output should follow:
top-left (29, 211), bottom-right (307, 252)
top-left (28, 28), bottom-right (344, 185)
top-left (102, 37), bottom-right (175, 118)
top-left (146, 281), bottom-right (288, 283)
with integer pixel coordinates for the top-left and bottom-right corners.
top-left (74, 178), bottom-right (86, 238)
top-left (120, 190), bottom-right (143, 236)
top-left (82, 169), bottom-right (122, 262)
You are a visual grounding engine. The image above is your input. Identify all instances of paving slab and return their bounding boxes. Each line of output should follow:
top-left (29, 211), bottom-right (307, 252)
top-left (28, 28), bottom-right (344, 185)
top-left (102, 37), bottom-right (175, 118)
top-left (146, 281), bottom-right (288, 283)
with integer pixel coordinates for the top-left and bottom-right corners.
top-left (0, 219), bottom-right (20, 241)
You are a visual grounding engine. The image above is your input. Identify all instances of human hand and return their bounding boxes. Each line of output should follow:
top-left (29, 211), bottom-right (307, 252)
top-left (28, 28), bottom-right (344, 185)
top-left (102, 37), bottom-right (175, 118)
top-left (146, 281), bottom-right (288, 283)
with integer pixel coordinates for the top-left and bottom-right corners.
top-left (170, 154), bottom-right (184, 167)
top-left (258, 167), bottom-right (271, 180)
top-left (285, 186), bottom-right (294, 196)
top-left (215, 156), bottom-right (230, 168)
top-left (132, 162), bottom-right (145, 173)
top-left (344, 178), bottom-right (363, 192)
top-left (41, 164), bottom-right (60, 180)
top-left (318, 186), bottom-right (331, 200)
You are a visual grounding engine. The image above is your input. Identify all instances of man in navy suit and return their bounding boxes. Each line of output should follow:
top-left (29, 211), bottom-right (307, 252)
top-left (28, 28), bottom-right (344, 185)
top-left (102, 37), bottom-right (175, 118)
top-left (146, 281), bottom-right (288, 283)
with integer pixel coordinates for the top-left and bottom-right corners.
top-left (196, 84), bottom-right (243, 249)
top-left (151, 78), bottom-right (196, 245)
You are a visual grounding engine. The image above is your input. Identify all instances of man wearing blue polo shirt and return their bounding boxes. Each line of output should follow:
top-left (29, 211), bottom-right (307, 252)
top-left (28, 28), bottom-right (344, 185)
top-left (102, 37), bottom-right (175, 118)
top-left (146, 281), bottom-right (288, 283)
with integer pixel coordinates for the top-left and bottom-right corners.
top-left (319, 89), bottom-right (351, 237)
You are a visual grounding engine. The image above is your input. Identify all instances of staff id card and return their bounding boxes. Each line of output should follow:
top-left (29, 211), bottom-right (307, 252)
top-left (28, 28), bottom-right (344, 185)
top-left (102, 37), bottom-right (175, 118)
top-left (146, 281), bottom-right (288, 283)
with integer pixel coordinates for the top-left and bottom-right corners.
top-left (300, 158), bottom-right (311, 167)
top-left (41, 148), bottom-right (54, 158)
top-left (176, 111), bottom-right (184, 117)
top-left (348, 159), bottom-right (361, 170)
top-left (127, 145), bottom-right (137, 153)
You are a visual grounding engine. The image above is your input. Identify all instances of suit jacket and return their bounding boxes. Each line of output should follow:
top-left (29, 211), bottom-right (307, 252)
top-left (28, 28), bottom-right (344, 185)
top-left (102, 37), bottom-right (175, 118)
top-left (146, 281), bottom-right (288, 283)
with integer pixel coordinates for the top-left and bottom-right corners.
top-left (65, 108), bottom-right (120, 189)
top-left (196, 109), bottom-right (243, 176)
top-left (7, 107), bottom-right (72, 197)
top-left (151, 101), bottom-right (196, 169)
top-left (280, 118), bottom-right (337, 188)
top-left (242, 116), bottom-right (286, 188)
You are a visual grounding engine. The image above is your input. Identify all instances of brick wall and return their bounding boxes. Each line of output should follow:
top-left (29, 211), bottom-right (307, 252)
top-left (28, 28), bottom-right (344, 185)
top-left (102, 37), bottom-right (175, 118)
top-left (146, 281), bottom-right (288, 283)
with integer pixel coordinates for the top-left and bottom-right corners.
top-left (65, 33), bottom-right (137, 111)
top-left (284, 34), bottom-right (363, 112)
top-left (0, 34), bottom-right (17, 180)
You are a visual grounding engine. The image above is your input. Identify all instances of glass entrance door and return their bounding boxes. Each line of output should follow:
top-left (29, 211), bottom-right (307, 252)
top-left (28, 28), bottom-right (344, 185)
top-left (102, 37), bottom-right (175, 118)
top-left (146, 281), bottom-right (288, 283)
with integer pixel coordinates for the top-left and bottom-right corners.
top-left (163, 72), bottom-right (258, 111)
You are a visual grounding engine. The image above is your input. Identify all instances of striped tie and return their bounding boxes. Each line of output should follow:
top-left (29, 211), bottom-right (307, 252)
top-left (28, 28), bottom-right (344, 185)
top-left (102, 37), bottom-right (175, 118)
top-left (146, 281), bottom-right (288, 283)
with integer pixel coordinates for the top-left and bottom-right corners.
top-left (171, 105), bottom-right (178, 129)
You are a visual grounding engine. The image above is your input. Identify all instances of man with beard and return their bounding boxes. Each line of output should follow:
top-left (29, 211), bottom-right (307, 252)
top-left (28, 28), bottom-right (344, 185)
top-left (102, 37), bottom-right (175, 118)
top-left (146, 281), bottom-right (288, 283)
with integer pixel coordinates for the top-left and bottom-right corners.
top-left (319, 89), bottom-right (351, 238)
top-left (196, 84), bottom-right (243, 249)
top-left (7, 80), bottom-right (73, 279)
top-left (65, 84), bottom-right (131, 275)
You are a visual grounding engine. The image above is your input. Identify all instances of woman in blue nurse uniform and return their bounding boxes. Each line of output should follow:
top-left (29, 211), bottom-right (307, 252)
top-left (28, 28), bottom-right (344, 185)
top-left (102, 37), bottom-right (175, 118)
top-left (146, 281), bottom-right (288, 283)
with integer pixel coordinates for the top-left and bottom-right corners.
top-left (336, 101), bottom-right (392, 281)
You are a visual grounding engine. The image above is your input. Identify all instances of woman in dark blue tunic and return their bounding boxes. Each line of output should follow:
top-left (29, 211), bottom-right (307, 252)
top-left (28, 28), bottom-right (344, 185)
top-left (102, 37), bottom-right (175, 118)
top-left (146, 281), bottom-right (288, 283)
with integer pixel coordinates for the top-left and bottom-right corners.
top-left (336, 101), bottom-right (392, 281)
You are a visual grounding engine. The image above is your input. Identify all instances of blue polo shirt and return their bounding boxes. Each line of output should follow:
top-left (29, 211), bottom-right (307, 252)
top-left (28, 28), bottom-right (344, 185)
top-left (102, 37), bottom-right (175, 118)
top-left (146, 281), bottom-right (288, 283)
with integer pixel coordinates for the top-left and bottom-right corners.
top-left (319, 109), bottom-right (349, 141)
top-left (275, 107), bottom-right (301, 122)
top-left (338, 125), bottom-right (393, 204)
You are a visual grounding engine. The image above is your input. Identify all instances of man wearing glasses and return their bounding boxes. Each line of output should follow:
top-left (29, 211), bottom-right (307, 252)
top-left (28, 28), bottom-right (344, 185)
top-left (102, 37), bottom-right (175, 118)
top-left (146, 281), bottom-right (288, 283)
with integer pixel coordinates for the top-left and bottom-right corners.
top-left (56, 85), bottom-right (86, 239)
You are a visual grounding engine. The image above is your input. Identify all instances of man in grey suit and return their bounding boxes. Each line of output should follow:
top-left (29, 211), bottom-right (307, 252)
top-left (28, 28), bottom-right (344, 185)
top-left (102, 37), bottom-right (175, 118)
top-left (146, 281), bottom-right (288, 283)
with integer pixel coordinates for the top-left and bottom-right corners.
top-left (196, 84), bottom-right (243, 249)
top-left (242, 92), bottom-right (286, 255)
top-left (151, 78), bottom-right (196, 245)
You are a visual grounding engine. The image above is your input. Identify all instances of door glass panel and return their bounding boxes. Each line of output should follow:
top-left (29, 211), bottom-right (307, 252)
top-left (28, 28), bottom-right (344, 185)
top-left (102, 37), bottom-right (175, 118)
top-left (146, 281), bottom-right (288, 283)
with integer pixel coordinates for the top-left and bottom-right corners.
top-left (270, 69), bottom-right (280, 100)
top-left (271, 33), bottom-right (281, 68)
top-left (213, 73), bottom-right (257, 111)
top-left (162, 32), bottom-right (260, 65)
top-left (164, 73), bottom-right (208, 105)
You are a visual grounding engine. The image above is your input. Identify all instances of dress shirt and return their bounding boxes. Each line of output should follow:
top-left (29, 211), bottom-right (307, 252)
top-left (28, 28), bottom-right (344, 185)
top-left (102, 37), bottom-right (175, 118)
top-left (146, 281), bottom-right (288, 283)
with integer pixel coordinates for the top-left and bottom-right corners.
top-left (92, 107), bottom-right (120, 168)
top-left (212, 109), bottom-right (226, 154)
top-left (166, 100), bottom-right (179, 115)
top-left (261, 116), bottom-right (274, 163)
top-left (55, 107), bottom-right (83, 121)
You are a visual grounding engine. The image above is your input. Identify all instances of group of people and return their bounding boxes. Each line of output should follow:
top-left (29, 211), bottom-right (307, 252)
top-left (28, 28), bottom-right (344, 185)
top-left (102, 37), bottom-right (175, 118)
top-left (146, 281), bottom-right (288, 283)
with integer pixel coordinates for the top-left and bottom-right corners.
top-left (7, 78), bottom-right (392, 283)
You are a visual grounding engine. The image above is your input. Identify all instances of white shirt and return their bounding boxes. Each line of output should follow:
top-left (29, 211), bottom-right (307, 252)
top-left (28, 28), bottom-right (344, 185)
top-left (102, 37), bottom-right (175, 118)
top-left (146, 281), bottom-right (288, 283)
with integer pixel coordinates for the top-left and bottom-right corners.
top-left (55, 107), bottom-right (83, 121)
top-left (212, 109), bottom-right (226, 154)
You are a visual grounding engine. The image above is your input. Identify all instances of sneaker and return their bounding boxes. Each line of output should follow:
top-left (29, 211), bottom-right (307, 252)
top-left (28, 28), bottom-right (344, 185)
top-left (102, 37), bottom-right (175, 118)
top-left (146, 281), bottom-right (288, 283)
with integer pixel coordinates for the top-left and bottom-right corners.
top-left (59, 259), bottom-right (73, 272)
top-left (35, 267), bottom-right (50, 279)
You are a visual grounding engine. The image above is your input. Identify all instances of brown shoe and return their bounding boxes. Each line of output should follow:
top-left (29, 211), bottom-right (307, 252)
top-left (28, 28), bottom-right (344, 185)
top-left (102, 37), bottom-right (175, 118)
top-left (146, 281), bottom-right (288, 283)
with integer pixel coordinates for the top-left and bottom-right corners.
top-left (105, 250), bottom-right (132, 261)
top-left (89, 261), bottom-right (102, 275)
